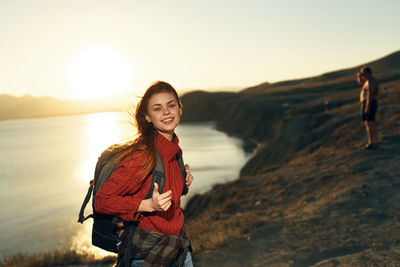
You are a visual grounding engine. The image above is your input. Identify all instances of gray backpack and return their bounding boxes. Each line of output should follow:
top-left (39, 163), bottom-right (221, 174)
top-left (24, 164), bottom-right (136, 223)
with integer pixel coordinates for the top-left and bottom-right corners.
top-left (78, 144), bottom-right (188, 253)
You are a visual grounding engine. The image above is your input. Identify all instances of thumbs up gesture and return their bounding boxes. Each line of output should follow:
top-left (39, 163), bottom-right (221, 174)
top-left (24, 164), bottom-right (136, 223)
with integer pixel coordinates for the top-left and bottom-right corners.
top-left (137, 183), bottom-right (172, 212)
top-left (150, 183), bottom-right (172, 212)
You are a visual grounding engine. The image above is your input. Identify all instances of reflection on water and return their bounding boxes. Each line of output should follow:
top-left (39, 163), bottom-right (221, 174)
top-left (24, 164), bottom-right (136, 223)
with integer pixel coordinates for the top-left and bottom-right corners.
top-left (0, 112), bottom-right (249, 258)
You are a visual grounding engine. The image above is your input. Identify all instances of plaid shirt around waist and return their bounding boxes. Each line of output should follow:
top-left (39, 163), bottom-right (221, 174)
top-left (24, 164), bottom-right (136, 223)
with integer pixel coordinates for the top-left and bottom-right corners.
top-left (117, 224), bottom-right (191, 267)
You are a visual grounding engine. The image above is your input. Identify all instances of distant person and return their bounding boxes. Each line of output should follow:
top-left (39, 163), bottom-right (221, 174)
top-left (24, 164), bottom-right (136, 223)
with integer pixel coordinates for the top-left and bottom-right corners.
top-left (357, 66), bottom-right (379, 149)
top-left (383, 85), bottom-right (388, 97)
top-left (95, 81), bottom-right (194, 267)
top-left (324, 98), bottom-right (330, 111)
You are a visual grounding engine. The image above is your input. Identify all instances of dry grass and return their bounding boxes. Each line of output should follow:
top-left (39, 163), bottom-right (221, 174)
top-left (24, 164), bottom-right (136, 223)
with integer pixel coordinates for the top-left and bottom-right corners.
top-left (0, 250), bottom-right (116, 267)
top-left (187, 209), bottom-right (265, 252)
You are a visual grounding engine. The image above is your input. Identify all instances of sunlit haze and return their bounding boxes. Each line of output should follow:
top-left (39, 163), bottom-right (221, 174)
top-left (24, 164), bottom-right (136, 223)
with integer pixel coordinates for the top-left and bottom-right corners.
top-left (66, 45), bottom-right (134, 99)
top-left (1, 0), bottom-right (399, 99)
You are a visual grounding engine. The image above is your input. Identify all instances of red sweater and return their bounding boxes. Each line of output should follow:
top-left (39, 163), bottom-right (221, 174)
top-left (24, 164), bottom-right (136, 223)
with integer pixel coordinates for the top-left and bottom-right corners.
top-left (95, 133), bottom-right (185, 237)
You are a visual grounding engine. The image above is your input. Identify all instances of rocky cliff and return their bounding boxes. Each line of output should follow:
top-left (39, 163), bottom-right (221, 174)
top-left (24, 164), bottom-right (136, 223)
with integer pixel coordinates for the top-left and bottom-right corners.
top-left (182, 50), bottom-right (400, 266)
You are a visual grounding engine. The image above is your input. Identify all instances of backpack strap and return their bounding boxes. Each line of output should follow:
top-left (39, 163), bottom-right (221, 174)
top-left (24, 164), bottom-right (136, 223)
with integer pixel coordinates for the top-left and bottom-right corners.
top-left (145, 150), bottom-right (188, 199)
top-left (77, 145), bottom-right (120, 224)
top-left (177, 151), bottom-right (188, 195)
top-left (145, 150), bottom-right (165, 199)
top-left (77, 179), bottom-right (95, 223)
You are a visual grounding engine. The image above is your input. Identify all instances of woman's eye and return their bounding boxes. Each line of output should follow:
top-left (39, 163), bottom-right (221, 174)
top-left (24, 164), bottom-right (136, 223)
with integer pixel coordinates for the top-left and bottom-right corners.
top-left (169, 104), bottom-right (176, 108)
top-left (154, 108), bottom-right (161, 111)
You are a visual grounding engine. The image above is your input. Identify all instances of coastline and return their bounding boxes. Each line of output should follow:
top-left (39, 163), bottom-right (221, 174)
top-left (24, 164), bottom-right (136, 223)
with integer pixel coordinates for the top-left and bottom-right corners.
top-left (2, 51), bottom-right (400, 266)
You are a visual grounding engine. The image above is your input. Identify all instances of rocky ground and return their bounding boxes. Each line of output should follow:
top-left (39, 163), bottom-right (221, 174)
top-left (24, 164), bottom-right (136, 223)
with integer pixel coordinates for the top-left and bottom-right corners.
top-left (182, 51), bottom-right (400, 266)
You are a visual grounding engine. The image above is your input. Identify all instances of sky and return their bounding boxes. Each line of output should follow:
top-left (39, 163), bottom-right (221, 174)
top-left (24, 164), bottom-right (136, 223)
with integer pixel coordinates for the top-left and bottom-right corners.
top-left (1, 0), bottom-right (399, 100)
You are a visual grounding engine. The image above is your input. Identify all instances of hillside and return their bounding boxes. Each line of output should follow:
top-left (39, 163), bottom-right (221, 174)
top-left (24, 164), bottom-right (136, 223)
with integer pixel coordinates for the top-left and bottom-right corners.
top-left (182, 50), bottom-right (400, 266)
top-left (0, 94), bottom-right (136, 121)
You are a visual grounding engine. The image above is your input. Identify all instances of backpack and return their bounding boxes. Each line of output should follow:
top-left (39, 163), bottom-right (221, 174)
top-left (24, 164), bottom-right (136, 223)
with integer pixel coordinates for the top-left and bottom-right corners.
top-left (77, 144), bottom-right (188, 253)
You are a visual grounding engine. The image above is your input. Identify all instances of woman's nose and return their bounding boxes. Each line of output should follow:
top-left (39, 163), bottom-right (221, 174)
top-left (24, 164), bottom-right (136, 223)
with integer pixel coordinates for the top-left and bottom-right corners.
top-left (162, 107), bottom-right (171, 114)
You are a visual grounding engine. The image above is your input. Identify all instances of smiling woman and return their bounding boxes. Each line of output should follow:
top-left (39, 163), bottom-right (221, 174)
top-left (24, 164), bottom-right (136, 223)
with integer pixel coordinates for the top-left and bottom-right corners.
top-left (66, 45), bottom-right (134, 99)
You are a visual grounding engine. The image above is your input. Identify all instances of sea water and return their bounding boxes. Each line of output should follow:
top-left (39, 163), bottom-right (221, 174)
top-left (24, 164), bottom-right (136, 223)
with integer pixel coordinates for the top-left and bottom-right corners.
top-left (0, 112), bottom-right (250, 258)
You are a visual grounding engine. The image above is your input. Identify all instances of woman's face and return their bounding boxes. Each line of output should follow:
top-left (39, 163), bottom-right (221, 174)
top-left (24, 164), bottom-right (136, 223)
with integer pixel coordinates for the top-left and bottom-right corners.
top-left (145, 91), bottom-right (182, 139)
top-left (357, 72), bottom-right (366, 85)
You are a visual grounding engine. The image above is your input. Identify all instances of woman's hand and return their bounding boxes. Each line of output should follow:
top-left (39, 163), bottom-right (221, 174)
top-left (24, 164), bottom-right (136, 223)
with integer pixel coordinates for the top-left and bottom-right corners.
top-left (138, 183), bottom-right (172, 212)
top-left (185, 164), bottom-right (194, 190)
top-left (364, 101), bottom-right (371, 114)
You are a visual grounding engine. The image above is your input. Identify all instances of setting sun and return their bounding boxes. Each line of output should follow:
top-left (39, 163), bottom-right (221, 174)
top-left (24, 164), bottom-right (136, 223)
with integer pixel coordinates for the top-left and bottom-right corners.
top-left (66, 45), bottom-right (134, 99)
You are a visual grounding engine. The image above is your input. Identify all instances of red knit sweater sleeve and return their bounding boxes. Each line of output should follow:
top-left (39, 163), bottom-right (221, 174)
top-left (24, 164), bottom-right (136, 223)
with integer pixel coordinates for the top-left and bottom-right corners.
top-left (94, 152), bottom-right (149, 221)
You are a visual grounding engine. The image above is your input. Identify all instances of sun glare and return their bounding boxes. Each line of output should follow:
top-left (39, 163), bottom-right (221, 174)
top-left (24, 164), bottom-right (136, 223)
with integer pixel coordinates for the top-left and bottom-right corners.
top-left (66, 45), bottom-right (134, 99)
top-left (79, 112), bottom-right (124, 184)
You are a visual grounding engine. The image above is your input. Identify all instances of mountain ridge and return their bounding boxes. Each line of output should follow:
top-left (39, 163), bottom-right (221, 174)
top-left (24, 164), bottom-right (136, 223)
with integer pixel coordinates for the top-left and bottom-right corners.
top-left (242, 50), bottom-right (400, 95)
top-left (0, 93), bottom-right (138, 121)
top-left (181, 49), bottom-right (400, 266)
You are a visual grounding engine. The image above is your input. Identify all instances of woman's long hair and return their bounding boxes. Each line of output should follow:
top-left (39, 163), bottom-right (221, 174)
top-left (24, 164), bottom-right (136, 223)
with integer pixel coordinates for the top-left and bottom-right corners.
top-left (112, 81), bottom-right (182, 183)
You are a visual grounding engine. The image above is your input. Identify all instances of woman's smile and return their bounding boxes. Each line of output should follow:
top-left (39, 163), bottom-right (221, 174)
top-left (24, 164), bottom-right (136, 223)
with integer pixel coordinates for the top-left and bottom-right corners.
top-left (161, 117), bottom-right (174, 124)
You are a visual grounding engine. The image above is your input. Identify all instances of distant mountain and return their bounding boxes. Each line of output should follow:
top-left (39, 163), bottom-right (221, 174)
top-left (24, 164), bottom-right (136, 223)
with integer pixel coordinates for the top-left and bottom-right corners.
top-left (241, 50), bottom-right (400, 95)
top-left (0, 94), bottom-right (139, 121)
top-left (181, 50), bottom-right (400, 138)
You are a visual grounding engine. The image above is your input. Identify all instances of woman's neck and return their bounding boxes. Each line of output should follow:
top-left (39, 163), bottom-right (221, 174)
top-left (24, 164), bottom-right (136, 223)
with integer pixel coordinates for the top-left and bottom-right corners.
top-left (157, 130), bottom-right (174, 142)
